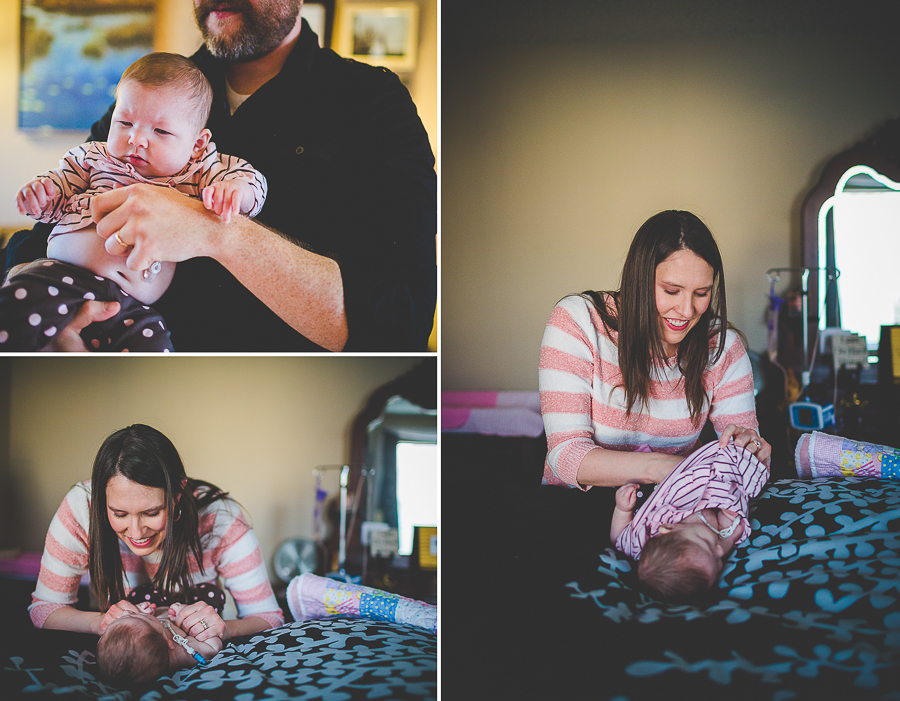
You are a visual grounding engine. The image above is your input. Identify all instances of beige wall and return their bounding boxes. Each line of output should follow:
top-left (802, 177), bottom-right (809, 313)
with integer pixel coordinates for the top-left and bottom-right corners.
top-left (1, 356), bottom-right (424, 570)
top-left (442, 31), bottom-right (900, 391)
top-left (0, 0), bottom-right (437, 228)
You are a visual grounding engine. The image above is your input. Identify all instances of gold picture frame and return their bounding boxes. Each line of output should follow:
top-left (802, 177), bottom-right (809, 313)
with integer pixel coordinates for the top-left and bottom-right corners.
top-left (335, 1), bottom-right (419, 73)
top-left (414, 526), bottom-right (437, 570)
top-left (302, 1), bottom-right (335, 48)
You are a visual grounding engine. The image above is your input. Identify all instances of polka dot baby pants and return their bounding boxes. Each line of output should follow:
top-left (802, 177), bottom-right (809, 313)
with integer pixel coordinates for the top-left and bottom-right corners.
top-left (126, 582), bottom-right (227, 614)
top-left (0, 259), bottom-right (173, 352)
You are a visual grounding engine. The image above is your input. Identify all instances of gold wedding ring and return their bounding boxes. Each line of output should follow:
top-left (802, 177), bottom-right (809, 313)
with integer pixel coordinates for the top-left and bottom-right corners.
top-left (752, 439), bottom-right (762, 450)
top-left (114, 231), bottom-right (127, 248)
top-left (200, 618), bottom-right (209, 630)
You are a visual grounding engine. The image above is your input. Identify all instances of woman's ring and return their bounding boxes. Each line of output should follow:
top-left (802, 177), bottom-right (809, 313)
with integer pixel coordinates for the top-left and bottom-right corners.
top-left (114, 231), bottom-right (127, 248)
top-left (200, 618), bottom-right (209, 630)
top-left (752, 438), bottom-right (762, 450)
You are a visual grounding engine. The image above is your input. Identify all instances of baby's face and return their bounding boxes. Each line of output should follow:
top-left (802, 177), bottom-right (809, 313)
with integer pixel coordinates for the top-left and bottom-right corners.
top-left (108, 80), bottom-right (208, 178)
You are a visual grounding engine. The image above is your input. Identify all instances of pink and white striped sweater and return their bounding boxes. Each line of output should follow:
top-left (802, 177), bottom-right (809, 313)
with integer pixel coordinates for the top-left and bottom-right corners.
top-left (29, 481), bottom-right (284, 630)
top-left (539, 294), bottom-right (759, 489)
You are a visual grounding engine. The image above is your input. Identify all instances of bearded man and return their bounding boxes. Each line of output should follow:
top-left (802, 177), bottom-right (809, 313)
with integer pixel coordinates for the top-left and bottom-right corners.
top-left (6, 0), bottom-right (436, 352)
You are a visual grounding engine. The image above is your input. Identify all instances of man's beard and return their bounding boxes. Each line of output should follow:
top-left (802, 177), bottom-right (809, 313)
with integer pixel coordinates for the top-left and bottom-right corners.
top-left (194, 0), bottom-right (302, 62)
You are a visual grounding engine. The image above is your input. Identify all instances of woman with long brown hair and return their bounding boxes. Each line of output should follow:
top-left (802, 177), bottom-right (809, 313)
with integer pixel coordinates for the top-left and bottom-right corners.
top-left (30, 424), bottom-right (282, 642)
top-left (536, 210), bottom-right (770, 557)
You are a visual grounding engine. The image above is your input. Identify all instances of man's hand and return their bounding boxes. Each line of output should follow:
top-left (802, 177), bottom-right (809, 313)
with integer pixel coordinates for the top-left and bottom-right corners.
top-left (91, 182), bottom-right (348, 351)
top-left (3, 263), bottom-right (29, 285)
top-left (39, 301), bottom-right (120, 352)
top-left (91, 183), bottom-right (219, 272)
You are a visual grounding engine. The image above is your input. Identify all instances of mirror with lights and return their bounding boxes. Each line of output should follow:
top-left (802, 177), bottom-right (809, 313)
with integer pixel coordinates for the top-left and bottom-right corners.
top-left (366, 395), bottom-right (437, 557)
top-left (801, 116), bottom-right (900, 352)
top-left (343, 360), bottom-right (437, 600)
top-left (798, 117), bottom-right (900, 442)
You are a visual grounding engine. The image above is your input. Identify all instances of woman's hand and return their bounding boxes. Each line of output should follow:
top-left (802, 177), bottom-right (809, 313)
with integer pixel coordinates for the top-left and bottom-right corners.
top-left (169, 600), bottom-right (226, 643)
top-left (97, 599), bottom-right (145, 635)
top-left (719, 424), bottom-right (771, 465)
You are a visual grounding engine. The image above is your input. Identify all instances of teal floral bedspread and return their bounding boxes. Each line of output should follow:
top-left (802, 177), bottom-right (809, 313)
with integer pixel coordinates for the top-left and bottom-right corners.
top-left (564, 477), bottom-right (900, 699)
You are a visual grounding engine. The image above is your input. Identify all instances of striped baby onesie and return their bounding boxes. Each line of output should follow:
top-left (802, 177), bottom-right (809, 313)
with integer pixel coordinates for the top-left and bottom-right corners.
top-left (615, 439), bottom-right (770, 559)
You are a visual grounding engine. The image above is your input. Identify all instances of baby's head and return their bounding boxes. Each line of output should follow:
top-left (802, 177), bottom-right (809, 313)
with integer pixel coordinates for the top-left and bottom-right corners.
top-left (108, 52), bottom-right (213, 178)
top-left (637, 521), bottom-right (728, 603)
top-left (97, 613), bottom-right (168, 686)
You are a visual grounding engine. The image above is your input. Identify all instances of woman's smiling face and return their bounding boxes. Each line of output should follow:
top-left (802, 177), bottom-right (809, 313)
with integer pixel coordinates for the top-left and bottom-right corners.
top-left (654, 249), bottom-right (714, 357)
top-left (106, 475), bottom-right (168, 556)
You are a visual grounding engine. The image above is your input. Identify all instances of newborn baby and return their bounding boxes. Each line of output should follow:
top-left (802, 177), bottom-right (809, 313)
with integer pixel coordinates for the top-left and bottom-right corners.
top-left (96, 601), bottom-right (221, 686)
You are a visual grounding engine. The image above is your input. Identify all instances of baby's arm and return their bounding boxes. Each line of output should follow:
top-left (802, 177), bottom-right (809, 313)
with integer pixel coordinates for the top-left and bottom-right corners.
top-left (15, 144), bottom-right (93, 221)
top-left (201, 180), bottom-right (258, 224)
top-left (16, 177), bottom-right (62, 219)
top-left (196, 151), bottom-right (267, 223)
top-left (610, 483), bottom-right (639, 543)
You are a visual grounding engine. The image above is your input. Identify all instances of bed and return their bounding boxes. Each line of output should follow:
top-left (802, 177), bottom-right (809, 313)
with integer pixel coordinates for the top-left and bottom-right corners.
top-left (443, 430), bottom-right (900, 700)
top-left (0, 574), bottom-right (436, 700)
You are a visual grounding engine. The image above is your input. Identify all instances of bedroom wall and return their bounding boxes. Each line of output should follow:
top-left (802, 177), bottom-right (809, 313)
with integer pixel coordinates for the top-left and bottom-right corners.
top-left (0, 360), bottom-right (10, 551)
top-left (0, 0), bottom-right (437, 232)
top-left (442, 2), bottom-right (900, 391)
top-left (0, 356), bottom-right (422, 573)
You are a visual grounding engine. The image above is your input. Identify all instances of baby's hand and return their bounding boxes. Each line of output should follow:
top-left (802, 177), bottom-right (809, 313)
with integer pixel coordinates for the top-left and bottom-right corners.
top-left (615, 483), bottom-right (639, 511)
top-left (16, 177), bottom-right (59, 217)
top-left (202, 180), bottom-right (254, 224)
top-left (137, 601), bottom-right (157, 614)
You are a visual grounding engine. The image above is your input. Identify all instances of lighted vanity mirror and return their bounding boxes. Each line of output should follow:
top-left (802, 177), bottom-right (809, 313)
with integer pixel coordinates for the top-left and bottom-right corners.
top-left (801, 116), bottom-right (900, 352)
top-left (817, 165), bottom-right (900, 348)
top-left (366, 395), bottom-right (437, 556)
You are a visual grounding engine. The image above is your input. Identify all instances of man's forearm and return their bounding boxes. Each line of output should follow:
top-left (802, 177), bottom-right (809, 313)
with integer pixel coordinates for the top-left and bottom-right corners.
top-left (211, 216), bottom-right (348, 351)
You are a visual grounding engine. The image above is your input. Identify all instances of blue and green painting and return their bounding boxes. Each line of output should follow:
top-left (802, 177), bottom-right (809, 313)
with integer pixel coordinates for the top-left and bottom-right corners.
top-left (19, 0), bottom-right (155, 132)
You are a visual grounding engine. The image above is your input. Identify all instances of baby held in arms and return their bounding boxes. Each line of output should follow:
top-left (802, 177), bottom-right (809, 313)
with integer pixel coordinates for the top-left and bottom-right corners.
top-left (610, 440), bottom-right (769, 603)
top-left (96, 601), bottom-right (221, 686)
top-left (3, 51), bottom-right (266, 352)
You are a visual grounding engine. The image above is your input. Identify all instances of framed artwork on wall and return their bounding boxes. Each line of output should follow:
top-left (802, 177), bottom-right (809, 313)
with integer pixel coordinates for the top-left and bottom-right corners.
top-left (18, 0), bottom-right (156, 132)
top-left (335, 1), bottom-right (419, 73)
top-left (303, 0), bottom-right (336, 48)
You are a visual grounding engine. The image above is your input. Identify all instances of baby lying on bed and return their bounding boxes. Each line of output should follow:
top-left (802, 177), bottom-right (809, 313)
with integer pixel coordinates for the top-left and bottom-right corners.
top-left (610, 440), bottom-right (769, 603)
top-left (97, 600), bottom-right (221, 686)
